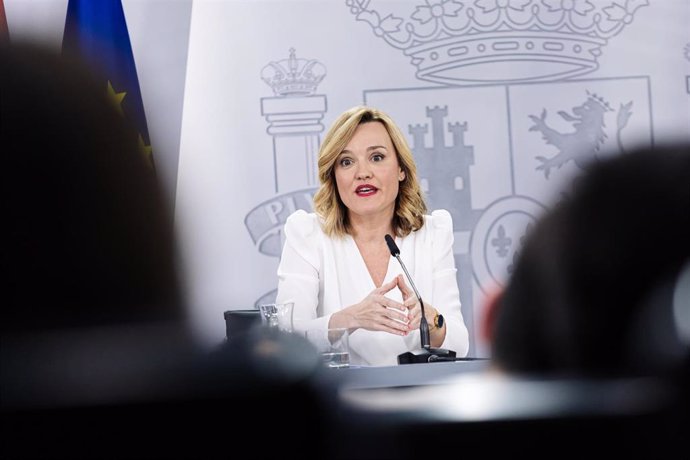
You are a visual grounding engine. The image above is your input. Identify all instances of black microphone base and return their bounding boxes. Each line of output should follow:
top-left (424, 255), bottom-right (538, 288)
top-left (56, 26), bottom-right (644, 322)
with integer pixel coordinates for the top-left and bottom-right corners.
top-left (397, 347), bottom-right (456, 364)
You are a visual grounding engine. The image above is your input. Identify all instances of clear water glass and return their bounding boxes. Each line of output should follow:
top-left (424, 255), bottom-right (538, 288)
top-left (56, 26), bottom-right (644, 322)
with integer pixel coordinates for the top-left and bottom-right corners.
top-left (305, 328), bottom-right (350, 368)
top-left (259, 302), bottom-right (294, 332)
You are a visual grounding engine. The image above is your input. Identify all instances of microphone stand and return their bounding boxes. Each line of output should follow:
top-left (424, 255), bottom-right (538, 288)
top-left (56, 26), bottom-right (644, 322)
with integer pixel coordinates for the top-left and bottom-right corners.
top-left (385, 235), bottom-right (456, 365)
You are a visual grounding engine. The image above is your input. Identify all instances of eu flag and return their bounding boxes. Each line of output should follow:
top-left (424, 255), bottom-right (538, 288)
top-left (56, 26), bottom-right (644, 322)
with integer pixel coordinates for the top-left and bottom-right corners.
top-left (63, 0), bottom-right (153, 167)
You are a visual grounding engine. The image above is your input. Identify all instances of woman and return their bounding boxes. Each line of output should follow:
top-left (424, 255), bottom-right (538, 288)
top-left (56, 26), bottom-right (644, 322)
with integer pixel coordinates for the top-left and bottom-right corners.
top-left (276, 106), bottom-right (469, 366)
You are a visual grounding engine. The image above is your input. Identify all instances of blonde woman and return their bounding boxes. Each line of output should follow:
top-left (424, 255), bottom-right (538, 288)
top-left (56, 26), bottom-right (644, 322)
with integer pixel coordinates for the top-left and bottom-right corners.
top-left (276, 106), bottom-right (469, 366)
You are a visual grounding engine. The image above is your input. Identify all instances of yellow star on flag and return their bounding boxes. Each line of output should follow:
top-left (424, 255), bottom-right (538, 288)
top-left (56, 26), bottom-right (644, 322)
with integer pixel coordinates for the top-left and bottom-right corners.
top-left (107, 80), bottom-right (126, 116)
top-left (138, 134), bottom-right (155, 170)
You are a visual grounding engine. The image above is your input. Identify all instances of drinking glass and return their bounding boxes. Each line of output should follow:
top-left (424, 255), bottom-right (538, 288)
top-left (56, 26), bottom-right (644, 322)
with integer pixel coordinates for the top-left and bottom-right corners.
top-left (258, 302), bottom-right (294, 332)
top-left (305, 328), bottom-right (350, 368)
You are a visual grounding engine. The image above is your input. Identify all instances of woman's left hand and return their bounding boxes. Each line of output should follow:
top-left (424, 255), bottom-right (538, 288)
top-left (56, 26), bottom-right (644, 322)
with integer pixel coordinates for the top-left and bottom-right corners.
top-left (396, 275), bottom-right (434, 330)
top-left (397, 275), bottom-right (446, 347)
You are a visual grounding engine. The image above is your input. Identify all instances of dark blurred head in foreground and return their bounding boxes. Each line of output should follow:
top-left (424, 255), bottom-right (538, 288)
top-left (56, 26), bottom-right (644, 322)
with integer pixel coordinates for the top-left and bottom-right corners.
top-left (484, 144), bottom-right (690, 378)
top-left (1, 42), bottom-right (183, 333)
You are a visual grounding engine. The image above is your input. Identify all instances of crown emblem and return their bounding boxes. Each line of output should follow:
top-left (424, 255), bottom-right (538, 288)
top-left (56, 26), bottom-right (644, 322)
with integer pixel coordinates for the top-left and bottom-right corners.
top-left (261, 48), bottom-right (326, 96)
top-left (346, 0), bottom-right (648, 85)
top-left (586, 90), bottom-right (613, 112)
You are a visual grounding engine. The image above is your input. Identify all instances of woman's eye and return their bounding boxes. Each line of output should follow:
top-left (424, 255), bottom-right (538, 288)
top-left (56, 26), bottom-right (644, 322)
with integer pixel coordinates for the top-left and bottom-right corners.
top-left (372, 153), bottom-right (384, 162)
top-left (339, 158), bottom-right (352, 167)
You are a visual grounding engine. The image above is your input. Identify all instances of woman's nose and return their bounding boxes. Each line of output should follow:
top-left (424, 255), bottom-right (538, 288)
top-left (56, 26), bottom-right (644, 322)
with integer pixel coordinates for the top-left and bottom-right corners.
top-left (355, 164), bottom-right (372, 180)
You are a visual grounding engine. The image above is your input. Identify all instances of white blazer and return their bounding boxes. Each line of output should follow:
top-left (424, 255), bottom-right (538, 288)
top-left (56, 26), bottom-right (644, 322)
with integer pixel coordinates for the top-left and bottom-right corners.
top-left (276, 209), bottom-right (469, 366)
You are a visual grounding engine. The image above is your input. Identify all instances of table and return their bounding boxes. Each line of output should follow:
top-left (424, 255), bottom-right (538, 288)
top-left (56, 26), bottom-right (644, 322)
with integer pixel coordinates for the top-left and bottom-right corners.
top-left (321, 359), bottom-right (489, 390)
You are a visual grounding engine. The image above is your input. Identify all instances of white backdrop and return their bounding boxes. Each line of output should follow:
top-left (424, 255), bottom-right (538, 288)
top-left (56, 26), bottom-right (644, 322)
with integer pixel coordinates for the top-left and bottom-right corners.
top-left (6, 0), bottom-right (690, 357)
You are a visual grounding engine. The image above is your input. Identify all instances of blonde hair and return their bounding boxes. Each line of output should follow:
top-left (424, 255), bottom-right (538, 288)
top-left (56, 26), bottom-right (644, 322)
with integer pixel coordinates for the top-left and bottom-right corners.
top-left (313, 106), bottom-right (427, 237)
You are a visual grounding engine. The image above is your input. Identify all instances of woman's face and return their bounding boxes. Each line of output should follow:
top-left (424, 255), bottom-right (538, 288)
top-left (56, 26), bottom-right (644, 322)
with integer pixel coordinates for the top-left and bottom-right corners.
top-left (334, 121), bottom-right (405, 223)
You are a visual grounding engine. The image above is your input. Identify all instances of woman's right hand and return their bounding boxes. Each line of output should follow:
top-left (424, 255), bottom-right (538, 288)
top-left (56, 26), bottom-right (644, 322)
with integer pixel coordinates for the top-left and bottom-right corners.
top-left (329, 277), bottom-right (411, 335)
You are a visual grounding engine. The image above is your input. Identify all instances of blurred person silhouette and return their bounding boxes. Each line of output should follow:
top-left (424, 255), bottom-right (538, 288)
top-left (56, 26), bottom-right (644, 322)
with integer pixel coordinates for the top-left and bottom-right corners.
top-left (468, 143), bottom-right (690, 457)
top-left (481, 143), bottom-right (690, 378)
top-left (1, 42), bottom-right (327, 459)
top-left (1, 49), bottom-right (181, 336)
top-left (276, 105), bottom-right (469, 366)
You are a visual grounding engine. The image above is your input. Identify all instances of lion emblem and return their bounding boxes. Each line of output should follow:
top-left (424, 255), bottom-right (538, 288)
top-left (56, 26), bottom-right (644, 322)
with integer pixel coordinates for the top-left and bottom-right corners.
top-left (529, 91), bottom-right (633, 179)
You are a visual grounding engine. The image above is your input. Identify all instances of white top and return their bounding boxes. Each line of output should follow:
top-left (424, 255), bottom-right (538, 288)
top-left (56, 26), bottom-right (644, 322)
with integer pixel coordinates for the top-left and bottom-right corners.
top-left (276, 209), bottom-right (470, 367)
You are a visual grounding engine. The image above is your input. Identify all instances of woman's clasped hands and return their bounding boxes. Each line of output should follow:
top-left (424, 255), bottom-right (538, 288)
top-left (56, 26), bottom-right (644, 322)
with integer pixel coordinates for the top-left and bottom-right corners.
top-left (335, 274), bottom-right (429, 336)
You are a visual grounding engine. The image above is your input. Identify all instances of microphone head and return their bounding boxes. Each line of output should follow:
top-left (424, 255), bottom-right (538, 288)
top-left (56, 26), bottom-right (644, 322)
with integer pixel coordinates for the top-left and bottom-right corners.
top-left (384, 234), bottom-right (400, 257)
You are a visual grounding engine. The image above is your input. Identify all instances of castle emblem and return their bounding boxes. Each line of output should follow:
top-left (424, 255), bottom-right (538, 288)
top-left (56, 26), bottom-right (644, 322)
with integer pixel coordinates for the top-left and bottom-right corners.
top-left (347, 0), bottom-right (648, 85)
top-left (529, 91), bottom-right (633, 178)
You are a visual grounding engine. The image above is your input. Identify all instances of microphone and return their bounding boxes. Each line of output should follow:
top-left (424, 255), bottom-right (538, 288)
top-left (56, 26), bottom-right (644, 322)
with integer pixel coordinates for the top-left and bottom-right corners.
top-left (385, 234), bottom-right (430, 349)
top-left (385, 234), bottom-right (457, 365)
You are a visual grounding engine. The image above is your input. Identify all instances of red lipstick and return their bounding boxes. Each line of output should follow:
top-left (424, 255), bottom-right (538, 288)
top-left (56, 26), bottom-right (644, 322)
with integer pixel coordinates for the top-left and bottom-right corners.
top-left (355, 184), bottom-right (378, 196)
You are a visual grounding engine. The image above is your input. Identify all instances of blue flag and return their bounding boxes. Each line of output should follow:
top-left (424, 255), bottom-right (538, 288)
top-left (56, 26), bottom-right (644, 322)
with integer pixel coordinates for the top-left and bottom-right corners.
top-left (63, 0), bottom-right (153, 167)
